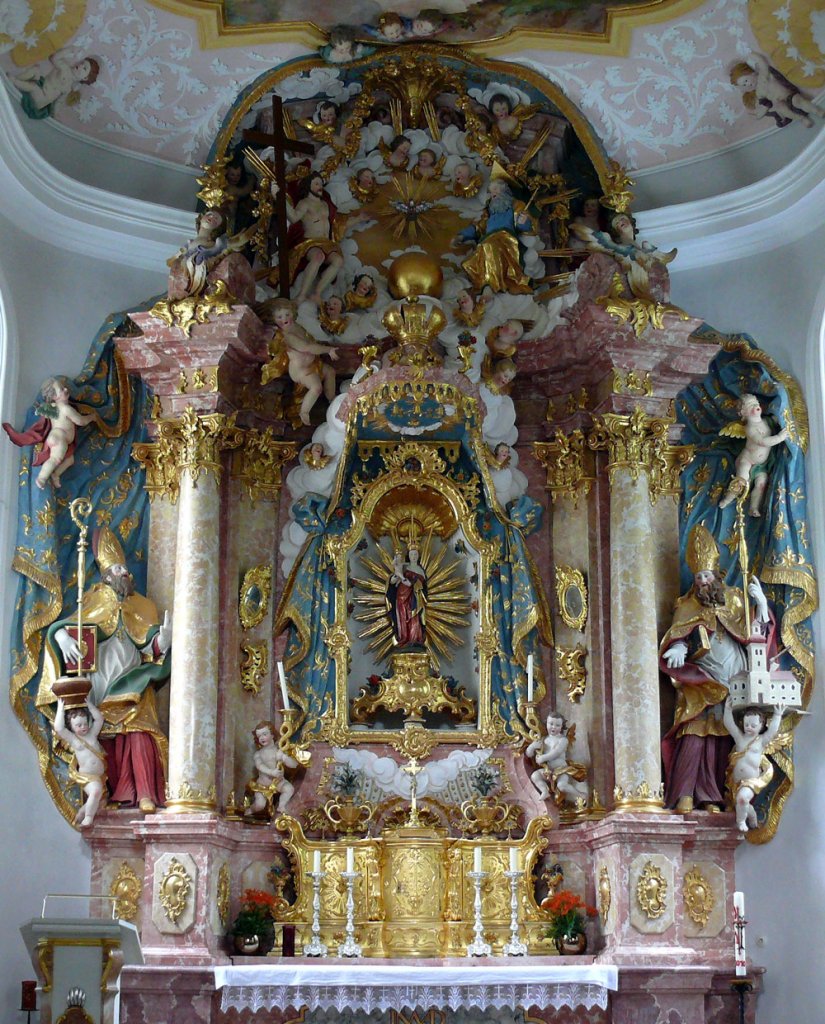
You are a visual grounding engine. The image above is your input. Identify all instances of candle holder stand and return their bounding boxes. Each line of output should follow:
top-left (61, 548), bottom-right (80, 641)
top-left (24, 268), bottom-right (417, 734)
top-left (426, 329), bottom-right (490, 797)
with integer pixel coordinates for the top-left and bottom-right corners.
top-left (730, 977), bottom-right (753, 1024)
top-left (501, 870), bottom-right (528, 956)
top-left (302, 871), bottom-right (328, 957)
top-left (338, 870), bottom-right (362, 957)
top-left (466, 870), bottom-right (492, 957)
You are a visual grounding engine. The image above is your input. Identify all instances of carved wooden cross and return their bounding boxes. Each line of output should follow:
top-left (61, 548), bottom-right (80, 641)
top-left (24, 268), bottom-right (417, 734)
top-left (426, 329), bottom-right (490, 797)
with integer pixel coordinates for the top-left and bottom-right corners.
top-left (243, 94), bottom-right (315, 297)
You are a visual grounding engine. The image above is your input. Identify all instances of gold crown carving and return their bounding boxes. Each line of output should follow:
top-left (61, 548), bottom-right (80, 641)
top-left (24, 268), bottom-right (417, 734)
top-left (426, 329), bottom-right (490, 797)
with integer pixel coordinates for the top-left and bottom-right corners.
top-left (94, 525), bottom-right (127, 573)
top-left (686, 523), bottom-right (720, 575)
top-left (382, 298), bottom-right (447, 349)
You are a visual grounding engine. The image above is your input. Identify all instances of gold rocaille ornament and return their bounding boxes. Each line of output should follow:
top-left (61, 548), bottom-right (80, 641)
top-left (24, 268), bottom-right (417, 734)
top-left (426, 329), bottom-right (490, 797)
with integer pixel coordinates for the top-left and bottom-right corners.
top-left (387, 252), bottom-right (444, 299)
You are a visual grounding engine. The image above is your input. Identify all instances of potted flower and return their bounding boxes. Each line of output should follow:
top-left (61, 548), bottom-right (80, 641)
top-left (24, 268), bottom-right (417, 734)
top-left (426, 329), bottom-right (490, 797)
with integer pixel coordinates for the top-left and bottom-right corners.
top-left (543, 889), bottom-right (596, 954)
top-left (231, 888), bottom-right (278, 956)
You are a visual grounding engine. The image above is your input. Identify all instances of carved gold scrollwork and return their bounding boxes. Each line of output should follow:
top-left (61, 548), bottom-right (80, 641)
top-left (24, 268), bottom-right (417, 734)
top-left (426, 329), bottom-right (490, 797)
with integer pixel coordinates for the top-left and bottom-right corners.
top-left (217, 863), bottom-right (230, 929)
top-left (158, 857), bottom-right (192, 925)
top-left (555, 565), bottom-right (588, 631)
top-left (240, 641), bottom-right (268, 694)
top-left (636, 862), bottom-right (668, 920)
top-left (148, 279), bottom-right (236, 337)
top-left (239, 564), bottom-right (272, 630)
top-left (133, 407), bottom-right (245, 501)
top-left (588, 406), bottom-right (693, 505)
top-left (36, 938), bottom-right (54, 992)
top-left (598, 865), bottom-right (611, 926)
top-left (611, 369), bottom-right (653, 396)
top-left (596, 272), bottom-right (690, 337)
top-left (533, 431), bottom-right (593, 507)
top-left (232, 430), bottom-right (297, 504)
top-left (556, 645), bottom-right (588, 703)
top-left (350, 652), bottom-right (476, 724)
top-left (110, 861), bottom-right (142, 921)
top-left (683, 866), bottom-right (715, 929)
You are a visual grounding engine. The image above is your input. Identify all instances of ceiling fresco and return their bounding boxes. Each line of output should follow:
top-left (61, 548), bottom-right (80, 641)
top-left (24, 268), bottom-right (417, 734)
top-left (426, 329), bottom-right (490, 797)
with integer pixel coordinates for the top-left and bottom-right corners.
top-left (0, 0), bottom-right (822, 176)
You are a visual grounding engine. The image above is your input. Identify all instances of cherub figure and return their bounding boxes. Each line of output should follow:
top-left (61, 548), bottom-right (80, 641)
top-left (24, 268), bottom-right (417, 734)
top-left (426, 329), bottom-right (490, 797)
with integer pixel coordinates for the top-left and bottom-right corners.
top-left (302, 442), bottom-right (332, 469)
top-left (4, 376), bottom-right (94, 489)
top-left (344, 273), bottom-right (378, 311)
top-left (723, 699), bottom-right (784, 833)
top-left (409, 9), bottom-right (444, 37)
top-left (14, 53), bottom-right (100, 119)
top-left (379, 134), bottom-right (412, 171)
top-left (526, 712), bottom-right (589, 809)
top-left (731, 54), bottom-right (821, 129)
top-left (487, 92), bottom-right (540, 147)
top-left (55, 697), bottom-right (106, 829)
top-left (412, 148), bottom-right (445, 180)
top-left (320, 24), bottom-right (374, 63)
top-left (454, 288), bottom-right (486, 328)
top-left (718, 394), bottom-right (789, 515)
top-left (372, 12), bottom-right (405, 41)
top-left (487, 442), bottom-right (511, 468)
top-left (259, 299), bottom-right (340, 425)
top-left (451, 162), bottom-right (483, 199)
top-left (482, 357), bottom-right (517, 395)
top-left (245, 721), bottom-right (297, 817)
top-left (318, 295), bottom-right (350, 336)
top-left (300, 100), bottom-right (354, 151)
top-left (349, 167), bottom-right (379, 204)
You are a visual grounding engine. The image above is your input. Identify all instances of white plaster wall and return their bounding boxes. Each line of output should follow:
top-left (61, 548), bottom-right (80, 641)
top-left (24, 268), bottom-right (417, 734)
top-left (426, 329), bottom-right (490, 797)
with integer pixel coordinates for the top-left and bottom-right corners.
top-left (0, 216), bottom-right (165, 1018)
top-left (670, 233), bottom-right (825, 1024)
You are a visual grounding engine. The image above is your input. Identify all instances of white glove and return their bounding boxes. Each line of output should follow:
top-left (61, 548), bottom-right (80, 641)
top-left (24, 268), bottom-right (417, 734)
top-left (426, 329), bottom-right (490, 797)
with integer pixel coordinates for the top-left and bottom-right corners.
top-left (748, 578), bottom-right (769, 622)
top-left (55, 627), bottom-right (81, 663)
top-left (156, 610), bottom-right (173, 654)
top-left (663, 641), bottom-right (688, 669)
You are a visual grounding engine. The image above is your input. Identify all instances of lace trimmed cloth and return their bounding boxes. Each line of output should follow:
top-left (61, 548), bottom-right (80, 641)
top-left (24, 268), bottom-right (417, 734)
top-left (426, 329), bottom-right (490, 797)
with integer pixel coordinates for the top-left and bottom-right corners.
top-left (214, 963), bottom-right (619, 1014)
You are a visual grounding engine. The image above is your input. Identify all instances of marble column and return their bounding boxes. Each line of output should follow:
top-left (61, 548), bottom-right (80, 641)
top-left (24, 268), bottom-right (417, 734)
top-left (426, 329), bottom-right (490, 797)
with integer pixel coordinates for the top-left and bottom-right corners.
top-left (162, 408), bottom-right (243, 812)
top-left (589, 408), bottom-right (688, 810)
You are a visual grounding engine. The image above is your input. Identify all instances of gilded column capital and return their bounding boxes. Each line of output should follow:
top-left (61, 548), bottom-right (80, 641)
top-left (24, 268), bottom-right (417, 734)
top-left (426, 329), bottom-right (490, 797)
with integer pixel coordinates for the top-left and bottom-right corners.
top-left (232, 429), bottom-right (298, 503)
top-left (133, 407), bottom-right (245, 499)
top-left (533, 430), bottom-right (593, 507)
top-left (587, 406), bottom-right (693, 504)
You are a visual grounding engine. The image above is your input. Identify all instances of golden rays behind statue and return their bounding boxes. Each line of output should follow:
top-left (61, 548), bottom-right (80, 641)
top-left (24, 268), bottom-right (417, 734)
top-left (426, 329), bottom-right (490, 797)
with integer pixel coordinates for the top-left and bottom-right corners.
top-left (351, 519), bottom-right (470, 667)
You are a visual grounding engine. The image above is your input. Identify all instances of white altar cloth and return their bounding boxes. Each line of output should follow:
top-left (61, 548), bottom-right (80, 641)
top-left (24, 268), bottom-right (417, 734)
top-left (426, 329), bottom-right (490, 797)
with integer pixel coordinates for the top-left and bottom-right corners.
top-left (214, 961), bottom-right (619, 1014)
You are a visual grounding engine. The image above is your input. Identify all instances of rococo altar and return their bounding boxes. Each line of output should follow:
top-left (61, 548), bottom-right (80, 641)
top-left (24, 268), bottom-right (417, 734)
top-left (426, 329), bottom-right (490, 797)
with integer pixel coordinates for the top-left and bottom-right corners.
top-left (6, 33), bottom-right (817, 1024)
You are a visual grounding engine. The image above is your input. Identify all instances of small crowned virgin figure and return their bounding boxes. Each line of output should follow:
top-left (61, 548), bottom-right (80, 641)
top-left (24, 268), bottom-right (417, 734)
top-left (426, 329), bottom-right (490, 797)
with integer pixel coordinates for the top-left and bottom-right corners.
top-left (387, 544), bottom-right (427, 647)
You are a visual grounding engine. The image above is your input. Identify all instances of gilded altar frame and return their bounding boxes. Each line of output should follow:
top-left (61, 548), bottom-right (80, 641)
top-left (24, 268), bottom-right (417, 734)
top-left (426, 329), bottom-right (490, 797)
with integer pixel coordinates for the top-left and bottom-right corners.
top-left (319, 436), bottom-right (504, 751)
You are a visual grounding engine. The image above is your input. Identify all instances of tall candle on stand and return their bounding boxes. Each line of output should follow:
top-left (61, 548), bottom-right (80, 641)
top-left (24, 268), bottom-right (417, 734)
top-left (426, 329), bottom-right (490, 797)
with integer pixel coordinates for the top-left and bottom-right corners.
top-left (526, 655), bottom-right (534, 703)
top-left (277, 662), bottom-right (290, 709)
top-left (509, 847), bottom-right (519, 872)
top-left (473, 845), bottom-right (482, 873)
top-left (733, 891), bottom-right (746, 976)
top-left (313, 849), bottom-right (321, 873)
top-left (346, 846), bottom-right (355, 873)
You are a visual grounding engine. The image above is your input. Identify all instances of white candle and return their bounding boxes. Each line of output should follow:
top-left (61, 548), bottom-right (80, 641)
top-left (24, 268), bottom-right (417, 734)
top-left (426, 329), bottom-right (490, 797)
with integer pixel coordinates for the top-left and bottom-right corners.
top-left (527, 654), bottom-right (534, 703)
top-left (346, 847), bottom-right (355, 873)
top-left (277, 661), bottom-right (289, 709)
top-left (473, 845), bottom-right (482, 873)
top-left (733, 891), bottom-right (746, 976)
top-left (509, 847), bottom-right (519, 873)
top-left (313, 849), bottom-right (321, 874)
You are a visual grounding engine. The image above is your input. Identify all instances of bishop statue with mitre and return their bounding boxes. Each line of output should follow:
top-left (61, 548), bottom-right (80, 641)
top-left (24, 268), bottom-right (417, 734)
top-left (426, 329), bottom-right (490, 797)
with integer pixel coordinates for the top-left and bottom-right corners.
top-left (43, 526), bottom-right (172, 812)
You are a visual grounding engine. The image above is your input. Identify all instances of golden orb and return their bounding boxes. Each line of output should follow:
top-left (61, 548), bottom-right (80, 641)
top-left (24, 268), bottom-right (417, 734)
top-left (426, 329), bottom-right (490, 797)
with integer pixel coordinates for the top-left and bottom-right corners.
top-left (387, 252), bottom-right (443, 299)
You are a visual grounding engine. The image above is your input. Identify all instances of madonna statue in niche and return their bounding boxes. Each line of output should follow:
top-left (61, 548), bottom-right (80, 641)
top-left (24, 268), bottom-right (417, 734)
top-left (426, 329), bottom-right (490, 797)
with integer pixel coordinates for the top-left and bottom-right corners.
top-left (388, 546), bottom-right (428, 647)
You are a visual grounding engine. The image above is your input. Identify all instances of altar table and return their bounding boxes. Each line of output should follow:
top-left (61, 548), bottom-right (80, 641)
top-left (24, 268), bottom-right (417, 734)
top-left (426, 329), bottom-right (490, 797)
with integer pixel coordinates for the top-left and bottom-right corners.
top-left (213, 960), bottom-right (619, 1015)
